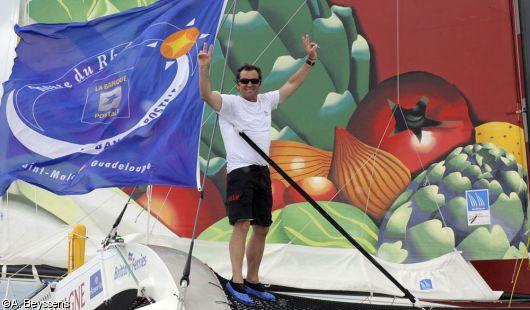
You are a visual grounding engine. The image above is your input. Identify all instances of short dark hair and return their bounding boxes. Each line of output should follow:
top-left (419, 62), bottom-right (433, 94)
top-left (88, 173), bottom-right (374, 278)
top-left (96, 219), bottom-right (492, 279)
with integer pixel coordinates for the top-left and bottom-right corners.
top-left (236, 64), bottom-right (262, 81)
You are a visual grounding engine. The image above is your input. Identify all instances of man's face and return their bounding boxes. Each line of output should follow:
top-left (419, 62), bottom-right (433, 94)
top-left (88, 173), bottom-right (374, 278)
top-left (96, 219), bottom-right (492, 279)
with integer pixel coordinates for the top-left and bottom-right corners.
top-left (236, 70), bottom-right (261, 101)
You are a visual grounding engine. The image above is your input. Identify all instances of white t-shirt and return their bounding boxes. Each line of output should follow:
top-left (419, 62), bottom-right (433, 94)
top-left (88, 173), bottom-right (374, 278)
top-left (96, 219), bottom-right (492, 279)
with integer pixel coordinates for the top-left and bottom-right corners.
top-left (218, 90), bottom-right (280, 173)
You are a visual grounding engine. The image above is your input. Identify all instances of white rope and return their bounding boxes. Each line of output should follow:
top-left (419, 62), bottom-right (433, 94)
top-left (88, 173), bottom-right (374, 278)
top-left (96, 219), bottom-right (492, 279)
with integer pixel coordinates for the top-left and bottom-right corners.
top-left (226, 0), bottom-right (308, 95)
top-left (508, 0), bottom-right (529, 276)
top-left (149, 186), bottom-right (172, 234)
top-left (146, 184), bottom-right (152, 243)
top-left (251, 0), bottom-right (308, 65)
top-left (34, 187), bottom-right (38, 215)
top-left (6, 230), bottom-right (70, 280)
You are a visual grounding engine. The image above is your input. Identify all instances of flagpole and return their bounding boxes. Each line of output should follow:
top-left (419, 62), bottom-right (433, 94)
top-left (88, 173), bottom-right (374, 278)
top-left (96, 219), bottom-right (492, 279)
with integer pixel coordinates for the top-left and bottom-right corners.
top-left (178, 0), bottom-right (237, 296)
top-left (102, 186), bottom-right (137, 248)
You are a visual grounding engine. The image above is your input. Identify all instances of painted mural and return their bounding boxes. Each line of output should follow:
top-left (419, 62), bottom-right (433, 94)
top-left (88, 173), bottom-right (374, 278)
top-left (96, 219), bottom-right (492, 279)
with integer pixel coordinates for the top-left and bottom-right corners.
top-left (15, 0), bottom-right (529, 265)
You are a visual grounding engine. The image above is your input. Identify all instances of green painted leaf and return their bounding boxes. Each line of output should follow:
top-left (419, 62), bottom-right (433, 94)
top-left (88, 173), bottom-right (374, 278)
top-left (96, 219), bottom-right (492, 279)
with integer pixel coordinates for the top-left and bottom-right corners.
top-left (377, 241), bottom-right (408, 263)
top-left (268, 57), bottom-right (336, 150)
top-left (331, 6), bottom-right (358, 49)
top-left (442, 172), bottom-right (471, 194)
top-left (445, 147), bottom-right (463, 161)
top-left (462, 165), bottom-right (482, 180)
top-left (446, 197), bottom-right (468, 232)
top-left (389, 189), bottom-right (413, 211)
top-left (457, 225), bottom-right (510, 260)
top-left (445, 153), bottom-right (471, 173)
top-left (473, 179), bottom-right (503, 197)
top-left (426, 162), bottom-right (446, 182)
top-left (503, 242), bottom-right (528, 259)
top-left (271, 126), bottom-right (306, 143)
top-left (313, 12), bottom-right (349, 92)
top-left (198, 217), bottom-right (233, 242)
top-left (29, 0), bottom-right (90, 23)
top-left (278, 201), bottom-right (379, 252)
top-left (463, 144), bottom-right (474, 154)
top-left (412, 185), bottom-right (445, 214)
top-left (500, 171), bottom-right (526, 196)
top-left (383, 202), bottom-right (412, 240)
top-left (28, 0), bottom-right (157, 23)
top-left (199, 210), bottom-right (287, 243)
top-left (491, 193), bottom-right (524, 241)
top-left (218, 11), bottom-right (289, 78)
top-left (349, 35), bottom-right (371, 102)
top-left (87, 0), bottom-right (119, 20)
top-left (265, 210), bottom-right (290, 243)
top-left (234, 0), bottom-right (258, 13)
top-left (258, 0), bottom-right (314, 58)
top-left (408, 220), bottom-right (455, 261)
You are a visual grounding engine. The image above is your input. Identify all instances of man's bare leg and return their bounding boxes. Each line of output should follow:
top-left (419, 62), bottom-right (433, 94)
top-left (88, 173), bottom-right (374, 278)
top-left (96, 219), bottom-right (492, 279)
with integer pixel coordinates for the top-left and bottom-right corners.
top-left (245, 224), bottom-right (269, 283)
top-left (229, 220), bottom-right (251, 283)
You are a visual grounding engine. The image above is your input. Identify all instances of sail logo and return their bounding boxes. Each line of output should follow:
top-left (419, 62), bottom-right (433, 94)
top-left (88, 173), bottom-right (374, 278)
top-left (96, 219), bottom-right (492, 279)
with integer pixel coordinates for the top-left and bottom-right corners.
top-left (465, 189), bottom-right (489, 211)
top-left (419, 278), bottom-right (433, 290)
top-left (465, 189), bottom-right (491, 226)
top-left (114, 252), bottom-right (147, 280)
top-left (89, 270), bottom-right (103, 299)
top-left (82, 71), bottom-right (131, 124)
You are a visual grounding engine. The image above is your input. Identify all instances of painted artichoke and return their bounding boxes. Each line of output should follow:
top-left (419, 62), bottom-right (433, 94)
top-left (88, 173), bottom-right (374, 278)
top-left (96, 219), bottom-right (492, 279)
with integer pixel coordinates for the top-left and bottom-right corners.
top-left (377, 143), bottom-right (529, 263)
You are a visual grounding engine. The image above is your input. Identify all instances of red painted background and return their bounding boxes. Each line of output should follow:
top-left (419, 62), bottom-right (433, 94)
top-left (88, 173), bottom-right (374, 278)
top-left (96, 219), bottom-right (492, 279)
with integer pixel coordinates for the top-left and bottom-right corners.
top-left (331, 0), bottom-right (523, 125)
top-left (331, 0), bottom-right (529, 294)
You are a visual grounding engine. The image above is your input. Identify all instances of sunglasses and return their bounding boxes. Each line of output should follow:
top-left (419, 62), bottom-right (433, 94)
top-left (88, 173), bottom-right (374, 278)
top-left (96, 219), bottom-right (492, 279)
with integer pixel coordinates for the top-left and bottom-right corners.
top-left (238, 78), bottom-right (261, 85)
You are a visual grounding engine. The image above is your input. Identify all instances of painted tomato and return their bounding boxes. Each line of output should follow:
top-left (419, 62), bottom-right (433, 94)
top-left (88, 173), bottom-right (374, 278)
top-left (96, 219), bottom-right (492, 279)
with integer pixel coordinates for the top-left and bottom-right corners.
top-left (271, 178), bottom-right (286, 211)
top-left (135, 174), bottom-right (225, 237)
top-left (347, 71), bottom-right (474, 174)
top-left (283, 176), bottom-right (338, 205)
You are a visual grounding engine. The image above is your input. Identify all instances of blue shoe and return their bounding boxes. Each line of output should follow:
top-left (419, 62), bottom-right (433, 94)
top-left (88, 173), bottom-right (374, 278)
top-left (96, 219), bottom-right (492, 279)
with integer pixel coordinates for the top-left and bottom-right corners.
top-left (244, 279), bottom-right (276, 302)
top-left (226, 280), bottom-right (253, 306)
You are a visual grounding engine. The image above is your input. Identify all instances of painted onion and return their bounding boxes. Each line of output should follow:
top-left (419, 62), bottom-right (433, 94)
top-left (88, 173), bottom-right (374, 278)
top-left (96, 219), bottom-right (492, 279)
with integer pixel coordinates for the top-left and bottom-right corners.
top-left (329, 128), bottom-right (411, 221)
top-left (270, 140), bottom-right (332, 186)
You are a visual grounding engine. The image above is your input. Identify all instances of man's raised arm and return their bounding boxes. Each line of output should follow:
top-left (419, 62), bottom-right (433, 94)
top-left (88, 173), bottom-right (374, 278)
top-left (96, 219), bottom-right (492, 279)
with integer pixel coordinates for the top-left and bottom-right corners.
top-left (278, 35), bottom-right (319, 104)
top-left (198, 43), bottom-right (223, 112)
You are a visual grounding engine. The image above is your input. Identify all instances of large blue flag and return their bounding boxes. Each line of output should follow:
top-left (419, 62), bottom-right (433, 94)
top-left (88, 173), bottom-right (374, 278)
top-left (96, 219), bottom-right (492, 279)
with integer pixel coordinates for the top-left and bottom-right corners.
top-left (0, 0), bottom-right (227, 195)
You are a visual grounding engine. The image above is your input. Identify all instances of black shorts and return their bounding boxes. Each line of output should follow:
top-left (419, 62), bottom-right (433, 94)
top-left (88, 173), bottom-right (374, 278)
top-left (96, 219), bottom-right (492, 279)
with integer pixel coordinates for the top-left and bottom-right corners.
top-left (225, 165), bottom-right (273, 227)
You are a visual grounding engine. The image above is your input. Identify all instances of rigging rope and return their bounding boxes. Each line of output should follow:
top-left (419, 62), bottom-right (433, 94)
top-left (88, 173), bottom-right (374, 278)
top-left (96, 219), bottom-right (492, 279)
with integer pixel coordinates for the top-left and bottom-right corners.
top-left (146, 184), bottom-right (152, 243)
top-left (179, 0), bottom-right (237, 289)
top-left (251, 0), bottom-right (308, 65)
top-left (381, 0), bottom-right (450, 251)
top-left (508, 1), bottom-right (530, 296)
top-left (208, 0), bottom-right (312, 246)
top-left (202, 0), bottom-right (309, 126)
top-left (393, 0), bottom-right (447, 245)
top-left (5, 229), bottom-right (72, 280)
top-left (149, 186), bottom-right (172, 234)
top-left (508, 237), bottom-right (530, 307)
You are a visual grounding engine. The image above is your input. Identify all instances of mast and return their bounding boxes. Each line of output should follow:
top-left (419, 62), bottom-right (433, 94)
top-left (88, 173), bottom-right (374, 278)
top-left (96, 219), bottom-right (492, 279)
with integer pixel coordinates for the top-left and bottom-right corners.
top-left (178, 0), bottom-right (237, 301)
top-left (517, 0), bottom-right (530, 177)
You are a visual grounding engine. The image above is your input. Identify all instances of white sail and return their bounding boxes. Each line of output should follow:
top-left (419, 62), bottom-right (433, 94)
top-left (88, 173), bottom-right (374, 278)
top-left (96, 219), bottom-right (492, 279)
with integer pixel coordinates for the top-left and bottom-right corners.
top-left (2, 1), bottom-right (530, 309)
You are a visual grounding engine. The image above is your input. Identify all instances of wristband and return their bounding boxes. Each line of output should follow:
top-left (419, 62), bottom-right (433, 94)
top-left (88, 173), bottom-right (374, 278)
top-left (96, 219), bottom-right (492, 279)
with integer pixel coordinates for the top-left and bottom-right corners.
top-left (305, 58), bottom-right (316, 66)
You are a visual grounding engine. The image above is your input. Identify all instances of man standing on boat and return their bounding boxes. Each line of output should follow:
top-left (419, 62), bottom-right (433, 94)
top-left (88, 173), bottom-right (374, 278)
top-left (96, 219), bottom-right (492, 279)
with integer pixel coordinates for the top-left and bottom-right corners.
top-left (198, 35), bottom-right (318, 305)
